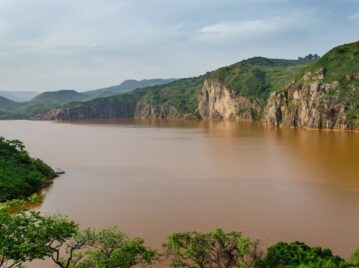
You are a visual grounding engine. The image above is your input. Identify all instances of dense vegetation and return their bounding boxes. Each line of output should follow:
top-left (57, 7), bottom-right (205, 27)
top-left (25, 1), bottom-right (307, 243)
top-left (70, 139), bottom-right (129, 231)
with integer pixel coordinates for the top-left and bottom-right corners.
top-left (0, 137), bottom-right (55, 201)
top-left (1, 199), bottom-right (359, 268)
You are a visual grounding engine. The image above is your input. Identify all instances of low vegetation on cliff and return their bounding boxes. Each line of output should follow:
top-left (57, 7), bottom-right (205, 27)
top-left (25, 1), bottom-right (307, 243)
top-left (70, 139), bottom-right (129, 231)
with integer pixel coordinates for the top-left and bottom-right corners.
top-left (0, 137), bottom-right (55, 201)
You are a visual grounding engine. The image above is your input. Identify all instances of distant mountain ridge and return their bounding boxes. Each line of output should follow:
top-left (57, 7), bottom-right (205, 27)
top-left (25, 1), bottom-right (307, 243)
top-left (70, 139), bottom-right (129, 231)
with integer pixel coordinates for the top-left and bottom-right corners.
top-left (85, 79), bottom-right (176, 97)
top-left (0, 91), bottom-right (39, 102)
top-left (30, 90), bottom-right (89, 104)
top-left (0, 79), bottom-right (175, 119)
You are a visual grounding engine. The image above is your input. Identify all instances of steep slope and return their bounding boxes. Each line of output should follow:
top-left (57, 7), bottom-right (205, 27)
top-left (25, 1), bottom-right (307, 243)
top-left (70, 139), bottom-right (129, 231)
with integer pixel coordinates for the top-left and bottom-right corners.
top-left (264, 41), bottom-right (359, 130)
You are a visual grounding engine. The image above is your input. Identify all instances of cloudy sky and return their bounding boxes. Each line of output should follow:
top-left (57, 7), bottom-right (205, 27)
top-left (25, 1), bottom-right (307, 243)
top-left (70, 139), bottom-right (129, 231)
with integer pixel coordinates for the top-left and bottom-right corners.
top-left (0, 0), bottom-right (358, 91)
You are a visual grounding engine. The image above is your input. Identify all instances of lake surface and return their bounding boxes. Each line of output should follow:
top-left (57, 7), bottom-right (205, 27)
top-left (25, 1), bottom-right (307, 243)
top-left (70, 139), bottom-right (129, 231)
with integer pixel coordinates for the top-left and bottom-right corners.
top-left (1, 119), bottom-right (359, 261)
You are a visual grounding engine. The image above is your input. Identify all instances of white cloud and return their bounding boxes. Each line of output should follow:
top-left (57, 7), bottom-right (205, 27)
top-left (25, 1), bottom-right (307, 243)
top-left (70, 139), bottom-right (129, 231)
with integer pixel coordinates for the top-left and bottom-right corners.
top-left (200, 18), bottom-right (284, 35)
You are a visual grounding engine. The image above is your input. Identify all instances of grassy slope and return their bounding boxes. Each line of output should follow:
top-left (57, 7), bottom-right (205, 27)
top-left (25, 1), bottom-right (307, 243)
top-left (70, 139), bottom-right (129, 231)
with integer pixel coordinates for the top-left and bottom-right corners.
top-left (0, 137), bottom-right (55, 202)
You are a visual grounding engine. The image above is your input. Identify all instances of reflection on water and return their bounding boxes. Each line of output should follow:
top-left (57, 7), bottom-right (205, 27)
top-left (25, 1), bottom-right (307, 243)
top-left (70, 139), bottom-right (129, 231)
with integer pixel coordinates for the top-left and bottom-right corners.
top-left (0, 119), bottom-right (359, 262)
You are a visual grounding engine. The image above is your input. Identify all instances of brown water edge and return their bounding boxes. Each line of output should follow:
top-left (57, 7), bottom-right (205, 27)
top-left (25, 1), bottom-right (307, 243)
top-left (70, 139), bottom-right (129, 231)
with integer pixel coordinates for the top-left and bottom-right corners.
top-left (0, 119), bottom-right (359, 267)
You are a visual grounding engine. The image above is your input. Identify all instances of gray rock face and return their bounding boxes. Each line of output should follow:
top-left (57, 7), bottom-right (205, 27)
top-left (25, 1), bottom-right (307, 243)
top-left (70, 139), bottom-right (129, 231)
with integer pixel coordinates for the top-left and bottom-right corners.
top-left (264, 69), bottom-right (359, 130)
top-left (198, 79), bottom-right (261, 120)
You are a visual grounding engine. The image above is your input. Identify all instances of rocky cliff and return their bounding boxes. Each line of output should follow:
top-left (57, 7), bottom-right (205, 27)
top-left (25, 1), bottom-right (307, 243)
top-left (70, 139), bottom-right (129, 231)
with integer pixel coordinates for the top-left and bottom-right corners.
top-left (264, 40), bottom-right (359, 130)
top-left (264, 69), bottom-right (359, 130)
top-left (198, 79), bottom-right (261, 120)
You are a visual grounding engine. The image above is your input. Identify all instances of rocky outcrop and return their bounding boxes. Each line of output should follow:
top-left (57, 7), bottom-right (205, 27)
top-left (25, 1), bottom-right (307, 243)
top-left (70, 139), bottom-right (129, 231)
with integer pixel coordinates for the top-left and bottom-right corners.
top-left (135, 99), bottom-right (194, 120)
top-left (264, 69), bottom-right (359, 130)
top-left (198, 79), bottom-right (261, 120)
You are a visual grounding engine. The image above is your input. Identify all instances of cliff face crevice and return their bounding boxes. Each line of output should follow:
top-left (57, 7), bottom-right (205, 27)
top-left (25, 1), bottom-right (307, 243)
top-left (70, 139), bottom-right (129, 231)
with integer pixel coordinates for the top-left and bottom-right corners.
top-left (198, 79), bottom-right (261, 120)
top-left (264, 69), bottom-right (359, 130)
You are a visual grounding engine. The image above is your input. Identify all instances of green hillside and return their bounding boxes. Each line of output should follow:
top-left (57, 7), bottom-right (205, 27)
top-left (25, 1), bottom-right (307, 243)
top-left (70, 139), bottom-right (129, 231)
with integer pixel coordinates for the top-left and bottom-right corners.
top-left (0, 137), bottom-right (55, 201)
top-left (208, 57), bottom-right (310, 103)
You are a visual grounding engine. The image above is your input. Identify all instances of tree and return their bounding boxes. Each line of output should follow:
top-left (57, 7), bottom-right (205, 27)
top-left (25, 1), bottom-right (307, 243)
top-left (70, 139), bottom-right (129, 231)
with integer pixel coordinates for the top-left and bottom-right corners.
top-left (259, 241), bottom-right (345, 268)
top-left (73, 226), bottom-right (156, 268)
top-left (0, 199), bottom-right (77, 268)
top-left (163, 229), bottom-right (262, 268)
top-left (47, 228), bottom-right (95, 268)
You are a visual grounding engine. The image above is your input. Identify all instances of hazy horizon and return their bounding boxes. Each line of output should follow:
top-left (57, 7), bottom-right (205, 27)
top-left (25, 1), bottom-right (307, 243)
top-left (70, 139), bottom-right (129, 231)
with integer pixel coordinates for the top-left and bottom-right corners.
top-left (1, 0), bottom-right (358, 92)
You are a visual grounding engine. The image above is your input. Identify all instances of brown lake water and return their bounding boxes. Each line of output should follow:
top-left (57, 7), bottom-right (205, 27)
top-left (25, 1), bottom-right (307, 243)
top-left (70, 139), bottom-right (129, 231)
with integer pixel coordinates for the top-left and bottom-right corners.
top-left (0, 119), bottom-right (359, 264)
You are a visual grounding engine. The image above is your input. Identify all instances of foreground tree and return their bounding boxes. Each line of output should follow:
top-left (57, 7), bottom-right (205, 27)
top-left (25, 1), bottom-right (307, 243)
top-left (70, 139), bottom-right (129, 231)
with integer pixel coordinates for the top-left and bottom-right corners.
top-left (163, 228), bottom-right (262, 268)
top-left (0, 200), bottom-right (156, 268)
top-left (259, 241), bottom-right (346, 268)
top-left (73, 226), bottom-right (156, 268)
top-left (0, 199), bottom-right (77, 268)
